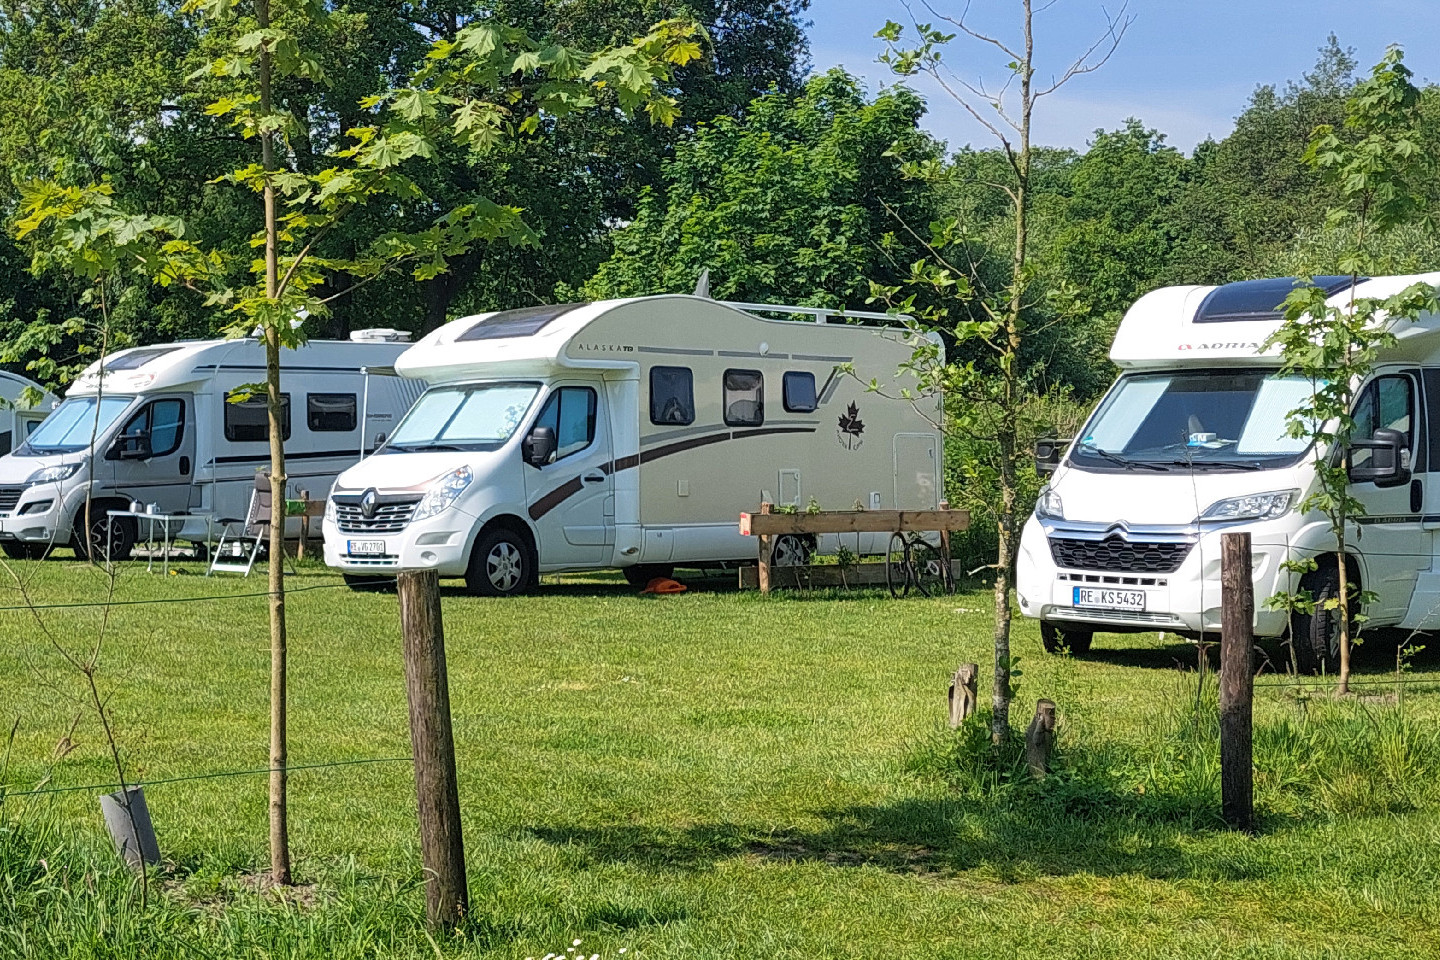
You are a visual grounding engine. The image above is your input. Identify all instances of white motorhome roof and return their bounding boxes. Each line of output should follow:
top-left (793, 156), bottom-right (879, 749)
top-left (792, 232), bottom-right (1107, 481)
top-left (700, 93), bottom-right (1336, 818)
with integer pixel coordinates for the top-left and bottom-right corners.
top-left (1110, 272), bottom-right (1440, 370)
top-left (396, 295), bottom-right (918, 383)
top-left (68, 336), bottom-right (416, 397)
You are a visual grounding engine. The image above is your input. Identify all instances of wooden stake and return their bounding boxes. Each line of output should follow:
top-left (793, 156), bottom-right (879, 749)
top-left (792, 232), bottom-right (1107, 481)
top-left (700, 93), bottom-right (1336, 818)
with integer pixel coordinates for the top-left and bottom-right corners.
top-left (948, 663), bottom-right (978, 728)
top-left (757, 502), bottom-right (774, 595)
top-left (397, 569), bottom-right (468, 928)
top-left (297, 489), bottom-right (309, 562)
top-left (1025, 699), bottom-right (1056, 778)
top-left (1220, 531), bottom-right (1255, 833)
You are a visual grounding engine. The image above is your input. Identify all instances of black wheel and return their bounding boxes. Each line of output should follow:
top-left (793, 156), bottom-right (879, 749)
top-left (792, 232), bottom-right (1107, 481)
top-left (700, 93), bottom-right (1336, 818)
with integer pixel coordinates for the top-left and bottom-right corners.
top-left (1, 541), bottom-right (51, 561)
top-left (1291, 562), bottom-right (1344, 675)
top-left (911, 539), bottom-right (953, 597)
top-left (771, 534), bottom-right (812, 567)
top-left (885, 532), bottom-right (910, 599)
top-left (623, 564), bottom-right (674, 588)
top-left (1041, 621), bottom-right (1093, 655)
top-left (73, 513), bottom-right (135, 562)
top-left (465, 527), bottom-right (534, 597)
top-left (343, 573), bottom-right (394, 592)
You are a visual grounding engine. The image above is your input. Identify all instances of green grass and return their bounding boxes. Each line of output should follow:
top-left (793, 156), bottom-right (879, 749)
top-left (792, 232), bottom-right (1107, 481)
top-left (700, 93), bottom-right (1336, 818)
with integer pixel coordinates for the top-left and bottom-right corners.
top-left (4, 556), bottom-right (1440, 957)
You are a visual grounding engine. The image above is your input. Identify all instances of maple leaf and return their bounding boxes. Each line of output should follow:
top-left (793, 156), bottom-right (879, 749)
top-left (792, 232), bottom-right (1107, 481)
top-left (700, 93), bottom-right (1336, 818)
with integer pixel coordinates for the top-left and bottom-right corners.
top-left (838, 402), bottom-right (864, 436)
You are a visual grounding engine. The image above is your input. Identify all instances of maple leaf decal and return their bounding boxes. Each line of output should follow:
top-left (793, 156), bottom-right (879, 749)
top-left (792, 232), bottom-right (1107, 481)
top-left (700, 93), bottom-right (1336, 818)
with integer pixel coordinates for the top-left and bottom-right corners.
top-left (838, 402), bottom-right (865, 436)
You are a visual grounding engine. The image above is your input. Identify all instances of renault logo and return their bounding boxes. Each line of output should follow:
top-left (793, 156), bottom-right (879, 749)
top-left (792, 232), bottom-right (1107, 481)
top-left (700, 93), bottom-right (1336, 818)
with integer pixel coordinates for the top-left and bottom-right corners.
top-left (360, 488), bottom-right (379, 519)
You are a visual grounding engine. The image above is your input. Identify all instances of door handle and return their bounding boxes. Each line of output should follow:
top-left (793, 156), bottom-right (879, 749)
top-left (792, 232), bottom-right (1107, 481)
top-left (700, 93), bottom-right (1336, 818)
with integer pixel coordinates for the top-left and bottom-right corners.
top-left (582, 472), bottom-right (605, 485)
top-left (180, 456), bottom-right (191, 476)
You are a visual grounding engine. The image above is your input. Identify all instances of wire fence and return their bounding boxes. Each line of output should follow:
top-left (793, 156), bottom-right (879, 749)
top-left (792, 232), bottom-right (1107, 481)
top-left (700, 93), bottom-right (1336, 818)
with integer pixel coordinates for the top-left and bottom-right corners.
top-left (0, 756), bottom-right (414, 800)
top-left (0, 575), bottom-right (398, 614)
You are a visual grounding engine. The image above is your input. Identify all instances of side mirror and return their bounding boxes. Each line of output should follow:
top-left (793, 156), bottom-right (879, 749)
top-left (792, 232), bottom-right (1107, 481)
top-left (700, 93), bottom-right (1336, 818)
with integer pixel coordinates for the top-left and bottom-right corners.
top-left (1035, 438), bottom-right (1069, 475)
top-left (522, 425), bottom-right (557, 467)
top-left (1349, 426), bottom-right (1410, 488)
top-left (115, 432), bottom-right (152, 461)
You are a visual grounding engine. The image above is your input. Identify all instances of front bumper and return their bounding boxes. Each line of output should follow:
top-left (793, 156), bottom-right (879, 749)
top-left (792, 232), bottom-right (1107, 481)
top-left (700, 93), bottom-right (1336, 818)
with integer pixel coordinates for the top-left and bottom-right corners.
top-left (0, 492), bottom-right (67, 544)
top-left (322, 511), bottom-right (474, 577)
top-left (1016, 516), bottom-right (1295, 637)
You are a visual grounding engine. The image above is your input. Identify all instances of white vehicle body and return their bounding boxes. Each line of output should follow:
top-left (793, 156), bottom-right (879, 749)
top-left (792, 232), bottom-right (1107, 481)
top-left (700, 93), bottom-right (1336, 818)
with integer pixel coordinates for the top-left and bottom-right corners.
top-left (1018, 273), bottom-right (1440, 659)
top-left (323, 295), bottom-right (943, 592)
top-left (0, 334), bottom-right (424, 555)
top-left (0, 371), bottom-right (57, 457)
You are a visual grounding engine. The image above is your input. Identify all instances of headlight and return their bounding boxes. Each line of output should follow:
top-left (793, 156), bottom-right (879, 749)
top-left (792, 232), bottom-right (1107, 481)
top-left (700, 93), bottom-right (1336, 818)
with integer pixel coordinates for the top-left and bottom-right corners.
top-left (1199, 490), bottom-right (1297, 522)
top-left (1035, 487), bottom-right (1064, 520)
top-left (324, 496), bottom-right (336, 524)
top-left (25, 463), bottom-right (80, 485)
top-left (411, 466), bottom-right (473, 522)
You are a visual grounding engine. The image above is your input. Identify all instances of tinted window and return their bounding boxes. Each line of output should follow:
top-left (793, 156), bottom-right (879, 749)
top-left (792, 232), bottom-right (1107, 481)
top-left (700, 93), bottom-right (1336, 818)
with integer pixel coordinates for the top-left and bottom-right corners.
top-left (783, 371), bottom-right (817, 413)
top-left (650, 367), bottom-right (695, 425)
top-left (0, 431), bottom-right (11, 456)
top-left (1352, 375), bottom-right (1413, 473)
top-left (118, 398), bottom-right (184, 457)
top-left (724, 369), bottom-right (763, 427)
top-left (532, 387), bottom-right (598, 462)
top-left (225, 393), bottom-right (291, 442)
top-left (105, 347), bottom-right (182, 370)
top-left (457, 303), bottom-right (585, 341)
top-left (308, 393), bottom-right (357, 432)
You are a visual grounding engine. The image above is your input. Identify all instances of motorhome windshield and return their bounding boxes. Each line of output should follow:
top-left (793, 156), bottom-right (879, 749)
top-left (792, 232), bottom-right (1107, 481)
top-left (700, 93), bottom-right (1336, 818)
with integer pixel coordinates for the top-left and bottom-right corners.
top-left (1071, 370), bottom-right (1313, 472)
top-left (20, 396), bottom-right (133, 455)
top-left (384, 382), bottom-right (540, 453)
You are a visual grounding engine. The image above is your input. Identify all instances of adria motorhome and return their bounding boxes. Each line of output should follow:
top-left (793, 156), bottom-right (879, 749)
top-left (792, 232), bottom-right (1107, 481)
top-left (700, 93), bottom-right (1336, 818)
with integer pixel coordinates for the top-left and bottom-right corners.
top-left (323, 295), bottom-right (943, 594)
top-left (1018, 273), bottom-right (1440, 673)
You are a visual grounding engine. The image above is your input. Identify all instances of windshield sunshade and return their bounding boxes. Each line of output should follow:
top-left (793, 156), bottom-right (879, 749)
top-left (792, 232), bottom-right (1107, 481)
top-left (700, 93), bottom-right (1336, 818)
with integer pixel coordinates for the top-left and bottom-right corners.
top-left (24, 396), bottom-right (133, 453)
top-left (456, 304), bottom-right (585, 341)
top-left (1194, 276), bottom-right (1362, 324)
top-left (385, 382), bottom-right (541, 452)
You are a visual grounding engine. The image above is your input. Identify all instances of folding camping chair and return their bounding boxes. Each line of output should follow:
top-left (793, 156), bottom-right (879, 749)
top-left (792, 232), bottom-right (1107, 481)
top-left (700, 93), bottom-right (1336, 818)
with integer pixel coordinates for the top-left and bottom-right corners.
top-left (209, 471), bottom-right (295, 576)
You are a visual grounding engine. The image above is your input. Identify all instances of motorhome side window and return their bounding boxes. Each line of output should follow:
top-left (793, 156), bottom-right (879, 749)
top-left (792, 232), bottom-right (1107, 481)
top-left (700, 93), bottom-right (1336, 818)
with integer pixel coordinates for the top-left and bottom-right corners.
top-left (1351, 375), bottom-right (1414, 471)
top-left (532, 387), bottom-right (597, 462)
top-left (308, 393), bottom-right (357, 432)
top-left (724, 369), bottom-right (764, 426)
top-left (120, 399), bottom-right (185, 457)
top-left (783, 371), bottom-right (817, 413)
top-left (225, 392), bottom-right (292, 442)
top-left (650, 367), bottom-right (695, 425)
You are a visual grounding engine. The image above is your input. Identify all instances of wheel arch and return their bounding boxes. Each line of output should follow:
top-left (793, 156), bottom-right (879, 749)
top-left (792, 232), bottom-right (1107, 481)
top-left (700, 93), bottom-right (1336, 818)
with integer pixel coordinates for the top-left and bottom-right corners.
top-left (472, 513), bottom-right (539, 579)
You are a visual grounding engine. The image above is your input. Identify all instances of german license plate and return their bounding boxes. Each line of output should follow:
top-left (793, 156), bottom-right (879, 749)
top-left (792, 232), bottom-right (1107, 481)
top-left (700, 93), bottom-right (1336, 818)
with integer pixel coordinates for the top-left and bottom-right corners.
top-left (347, 540), bottom-right (386, 556)
top-left (1073, 587), bottom-right (1145, 611)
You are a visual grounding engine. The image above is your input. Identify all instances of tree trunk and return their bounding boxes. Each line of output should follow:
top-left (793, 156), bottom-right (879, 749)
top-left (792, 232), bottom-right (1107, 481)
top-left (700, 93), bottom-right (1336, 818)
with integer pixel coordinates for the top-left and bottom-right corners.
top-left (258, 0), bottom-right (291, 887)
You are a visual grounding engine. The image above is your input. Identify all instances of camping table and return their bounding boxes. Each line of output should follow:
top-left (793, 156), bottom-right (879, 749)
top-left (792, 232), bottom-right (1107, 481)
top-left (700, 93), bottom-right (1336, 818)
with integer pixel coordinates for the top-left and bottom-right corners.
top-left (106, 510), bottom-right (213, 574)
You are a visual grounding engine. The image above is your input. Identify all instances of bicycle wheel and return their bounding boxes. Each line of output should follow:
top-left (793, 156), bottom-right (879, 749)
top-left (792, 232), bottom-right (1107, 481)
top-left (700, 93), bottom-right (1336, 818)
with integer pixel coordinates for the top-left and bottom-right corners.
top-left (911, 538), bottom-right (953, 596)
top-left (885, 531), bottom-right (911, 598)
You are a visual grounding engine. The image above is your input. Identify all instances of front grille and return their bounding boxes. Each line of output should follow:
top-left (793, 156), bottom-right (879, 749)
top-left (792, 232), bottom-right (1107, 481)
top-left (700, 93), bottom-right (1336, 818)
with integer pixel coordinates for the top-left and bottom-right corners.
top-left (1049, 536), bottom-right (1192, 574)
top-left (0, 486), bottom-right (22, 512)
top-left (333, 493), bottom-right (422, 534)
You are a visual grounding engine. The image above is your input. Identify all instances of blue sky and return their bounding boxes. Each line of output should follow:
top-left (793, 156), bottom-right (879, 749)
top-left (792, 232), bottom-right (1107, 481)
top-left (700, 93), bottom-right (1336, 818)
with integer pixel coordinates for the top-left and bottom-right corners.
top-left (808, 0), bottom-right (1439, 154)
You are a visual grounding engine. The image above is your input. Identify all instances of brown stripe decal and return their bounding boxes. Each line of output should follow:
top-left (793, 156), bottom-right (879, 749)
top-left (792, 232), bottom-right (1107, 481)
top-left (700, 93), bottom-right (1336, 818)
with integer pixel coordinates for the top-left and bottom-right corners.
top-left (528, 426), bottom-right (816, 520)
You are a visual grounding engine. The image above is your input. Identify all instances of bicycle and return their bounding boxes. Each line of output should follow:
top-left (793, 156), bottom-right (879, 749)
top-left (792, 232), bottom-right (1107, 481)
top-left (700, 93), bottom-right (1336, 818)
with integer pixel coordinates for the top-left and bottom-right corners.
top-left (884, 531), bottom-right (954, 598)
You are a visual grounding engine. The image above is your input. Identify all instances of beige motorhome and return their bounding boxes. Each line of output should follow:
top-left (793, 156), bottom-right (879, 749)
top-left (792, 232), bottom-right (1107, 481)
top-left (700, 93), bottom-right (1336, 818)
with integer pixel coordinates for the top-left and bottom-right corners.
top-left (321, 295), bottom-right (944, 594)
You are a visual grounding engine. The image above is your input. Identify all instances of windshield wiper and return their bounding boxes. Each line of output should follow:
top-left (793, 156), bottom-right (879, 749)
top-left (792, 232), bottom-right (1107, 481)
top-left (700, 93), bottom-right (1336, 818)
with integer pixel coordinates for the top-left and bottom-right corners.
top-left (388, 442), bottom-right (467, 453)
top-left (1162, 459), bottom-right (1264, 472)
top-left (1078, 445), bottom-right (1169, 472)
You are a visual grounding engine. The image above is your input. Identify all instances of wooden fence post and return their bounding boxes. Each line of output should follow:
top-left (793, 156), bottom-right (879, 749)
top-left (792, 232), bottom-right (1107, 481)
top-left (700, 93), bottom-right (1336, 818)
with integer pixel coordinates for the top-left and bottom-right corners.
top-left (938, 499), bottom-right (952, 565)
top-left (1025, 699), bottom-right (1056, 778)
top-left (948, 663), bottom-right (978, 728)
top-left (297, 489), bottom-right (310, 562)
top-left (1220, 531), bottom-right (1255, 833)
top-left (397, 569), bottom-right (468, 928)
top-left (756, 502), bottom-right (774, 595)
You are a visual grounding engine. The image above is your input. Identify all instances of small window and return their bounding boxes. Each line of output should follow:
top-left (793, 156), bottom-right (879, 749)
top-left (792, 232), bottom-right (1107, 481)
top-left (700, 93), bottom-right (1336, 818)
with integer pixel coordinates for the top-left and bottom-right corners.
top-left (119, 398), bottom-right (185, 457)
top-left (650, 367), bottom-right (695, 425)
top-left (308, 393), bottom-right (357, 432)
top-left (783, 371), bottom-right (817, 413)
top-left (532, 387), bottom-right (598, 463)
top-left (457, 303), bottom-right (585, 341)
top-left (724, 369), bottom-right (764, 427)
top-left (104, 347), bottom-right (182, 371)
top-left (1351, 375), bottom-right (1413, 473)
top-left (225, 392), bottom-right (291, 443)
top-left (0, 431), bottom-right (11, 456)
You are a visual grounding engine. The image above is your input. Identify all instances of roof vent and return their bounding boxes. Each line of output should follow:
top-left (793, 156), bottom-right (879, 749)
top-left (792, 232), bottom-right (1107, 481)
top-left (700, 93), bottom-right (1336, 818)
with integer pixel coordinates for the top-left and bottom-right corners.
top-left (350, 328), bottom-right (413, 343)
top-left (1194, 276), bottom-right (1362, 324)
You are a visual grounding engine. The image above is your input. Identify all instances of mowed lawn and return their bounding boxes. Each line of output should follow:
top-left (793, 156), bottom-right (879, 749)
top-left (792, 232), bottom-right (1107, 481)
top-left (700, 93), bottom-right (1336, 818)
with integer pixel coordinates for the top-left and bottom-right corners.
top-left (4, 557), bottom-right (1440, 958)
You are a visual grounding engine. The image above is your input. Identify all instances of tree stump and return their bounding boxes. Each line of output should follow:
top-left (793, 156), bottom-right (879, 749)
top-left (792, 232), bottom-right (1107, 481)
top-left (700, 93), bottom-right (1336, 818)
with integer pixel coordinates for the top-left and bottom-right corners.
top-left (948, 662), bottom-right (978, 727)
top-left (1025, 698), bottom-right (1057, 779)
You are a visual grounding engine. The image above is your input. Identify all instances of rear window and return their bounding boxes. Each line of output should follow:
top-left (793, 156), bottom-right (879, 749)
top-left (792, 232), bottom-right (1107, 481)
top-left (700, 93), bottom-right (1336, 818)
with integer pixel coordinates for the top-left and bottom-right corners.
top-left (225, 392), bottom-right (291, 442)
top-left (724, 369), bottom-right (764, 427)
top-left (783, 371), bottom-right (817, 413)
top-left (307, 393), bottom-right (357, 432)
top-left (650, 367), bottom-right (695, 425)
top-left (457, 303), bottom-right (585, 341)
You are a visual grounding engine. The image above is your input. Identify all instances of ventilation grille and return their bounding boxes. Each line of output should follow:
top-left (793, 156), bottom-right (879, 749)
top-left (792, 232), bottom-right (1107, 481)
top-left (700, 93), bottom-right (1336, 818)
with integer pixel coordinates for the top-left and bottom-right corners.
top-left (0, 486), bottom-right (23, 512)
top-left (1049, 536), bottom-right (1192, 574)
top-left (333, 493), bottom-right (422, 534)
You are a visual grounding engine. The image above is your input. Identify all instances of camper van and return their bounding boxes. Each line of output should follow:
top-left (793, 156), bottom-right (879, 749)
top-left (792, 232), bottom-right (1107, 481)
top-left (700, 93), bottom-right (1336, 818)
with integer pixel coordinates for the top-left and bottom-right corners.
top-left (0, 371), bottom-right (58, 459)
top-left (322, 295), bottom-right (943, 594)
top-left (0, 332), bottom-right (424, 560)
top-left (1017, 273), bottom-right (1440, 673)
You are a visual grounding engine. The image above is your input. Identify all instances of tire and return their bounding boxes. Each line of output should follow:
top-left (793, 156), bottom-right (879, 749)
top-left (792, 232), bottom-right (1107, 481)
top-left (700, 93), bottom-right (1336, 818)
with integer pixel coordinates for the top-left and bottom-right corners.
top-left (1, 541), bottom-right (50, 561)
top-left (885, 532), bottom-right (910, 599)
top-left (771, 534), bottom-right (812, 567)
top-left (1041, 621), bottom-right (1093, 655)
top-left (73, 512), bottom-right (135, 562)
top-left (911, 540), bottom-right (953, 597)
top-left (343, 574), bottom-right (394, 592)
top-left (623, 564), bottom-right (674, 588)
top-left (465, 526), bottom-right (534, 597)
top-left (1291, 562), bottom-right (1344, 675)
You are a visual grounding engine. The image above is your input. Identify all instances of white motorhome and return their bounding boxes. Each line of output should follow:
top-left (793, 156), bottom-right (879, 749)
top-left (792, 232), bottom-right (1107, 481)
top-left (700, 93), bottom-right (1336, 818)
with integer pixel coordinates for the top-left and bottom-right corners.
top-left (1018, 273), bottom-right (1440, 672)
top-left (0, 370), bottom-right (58, 458)
top-left (322, 295), bottom-right (943, 594)
top-left (0, 332), bottom-right (424, 560)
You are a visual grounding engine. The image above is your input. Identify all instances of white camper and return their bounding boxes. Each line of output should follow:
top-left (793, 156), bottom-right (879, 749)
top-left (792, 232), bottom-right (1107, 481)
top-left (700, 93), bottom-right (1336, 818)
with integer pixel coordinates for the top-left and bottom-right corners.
top-left (322, 295), bottom-right (943, 594)
top-left (1018, 273), bottom-right (1440, 672)
top-left (0, 370), bottom-right (57, 458)
top-left (0, 332), bottom-right (424, 560)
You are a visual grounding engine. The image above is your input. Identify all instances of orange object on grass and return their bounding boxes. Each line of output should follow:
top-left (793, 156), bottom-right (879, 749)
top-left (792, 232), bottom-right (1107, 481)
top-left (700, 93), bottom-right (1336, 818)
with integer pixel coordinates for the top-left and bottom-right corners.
top-left (640, 577), bottom-right (687, 594)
